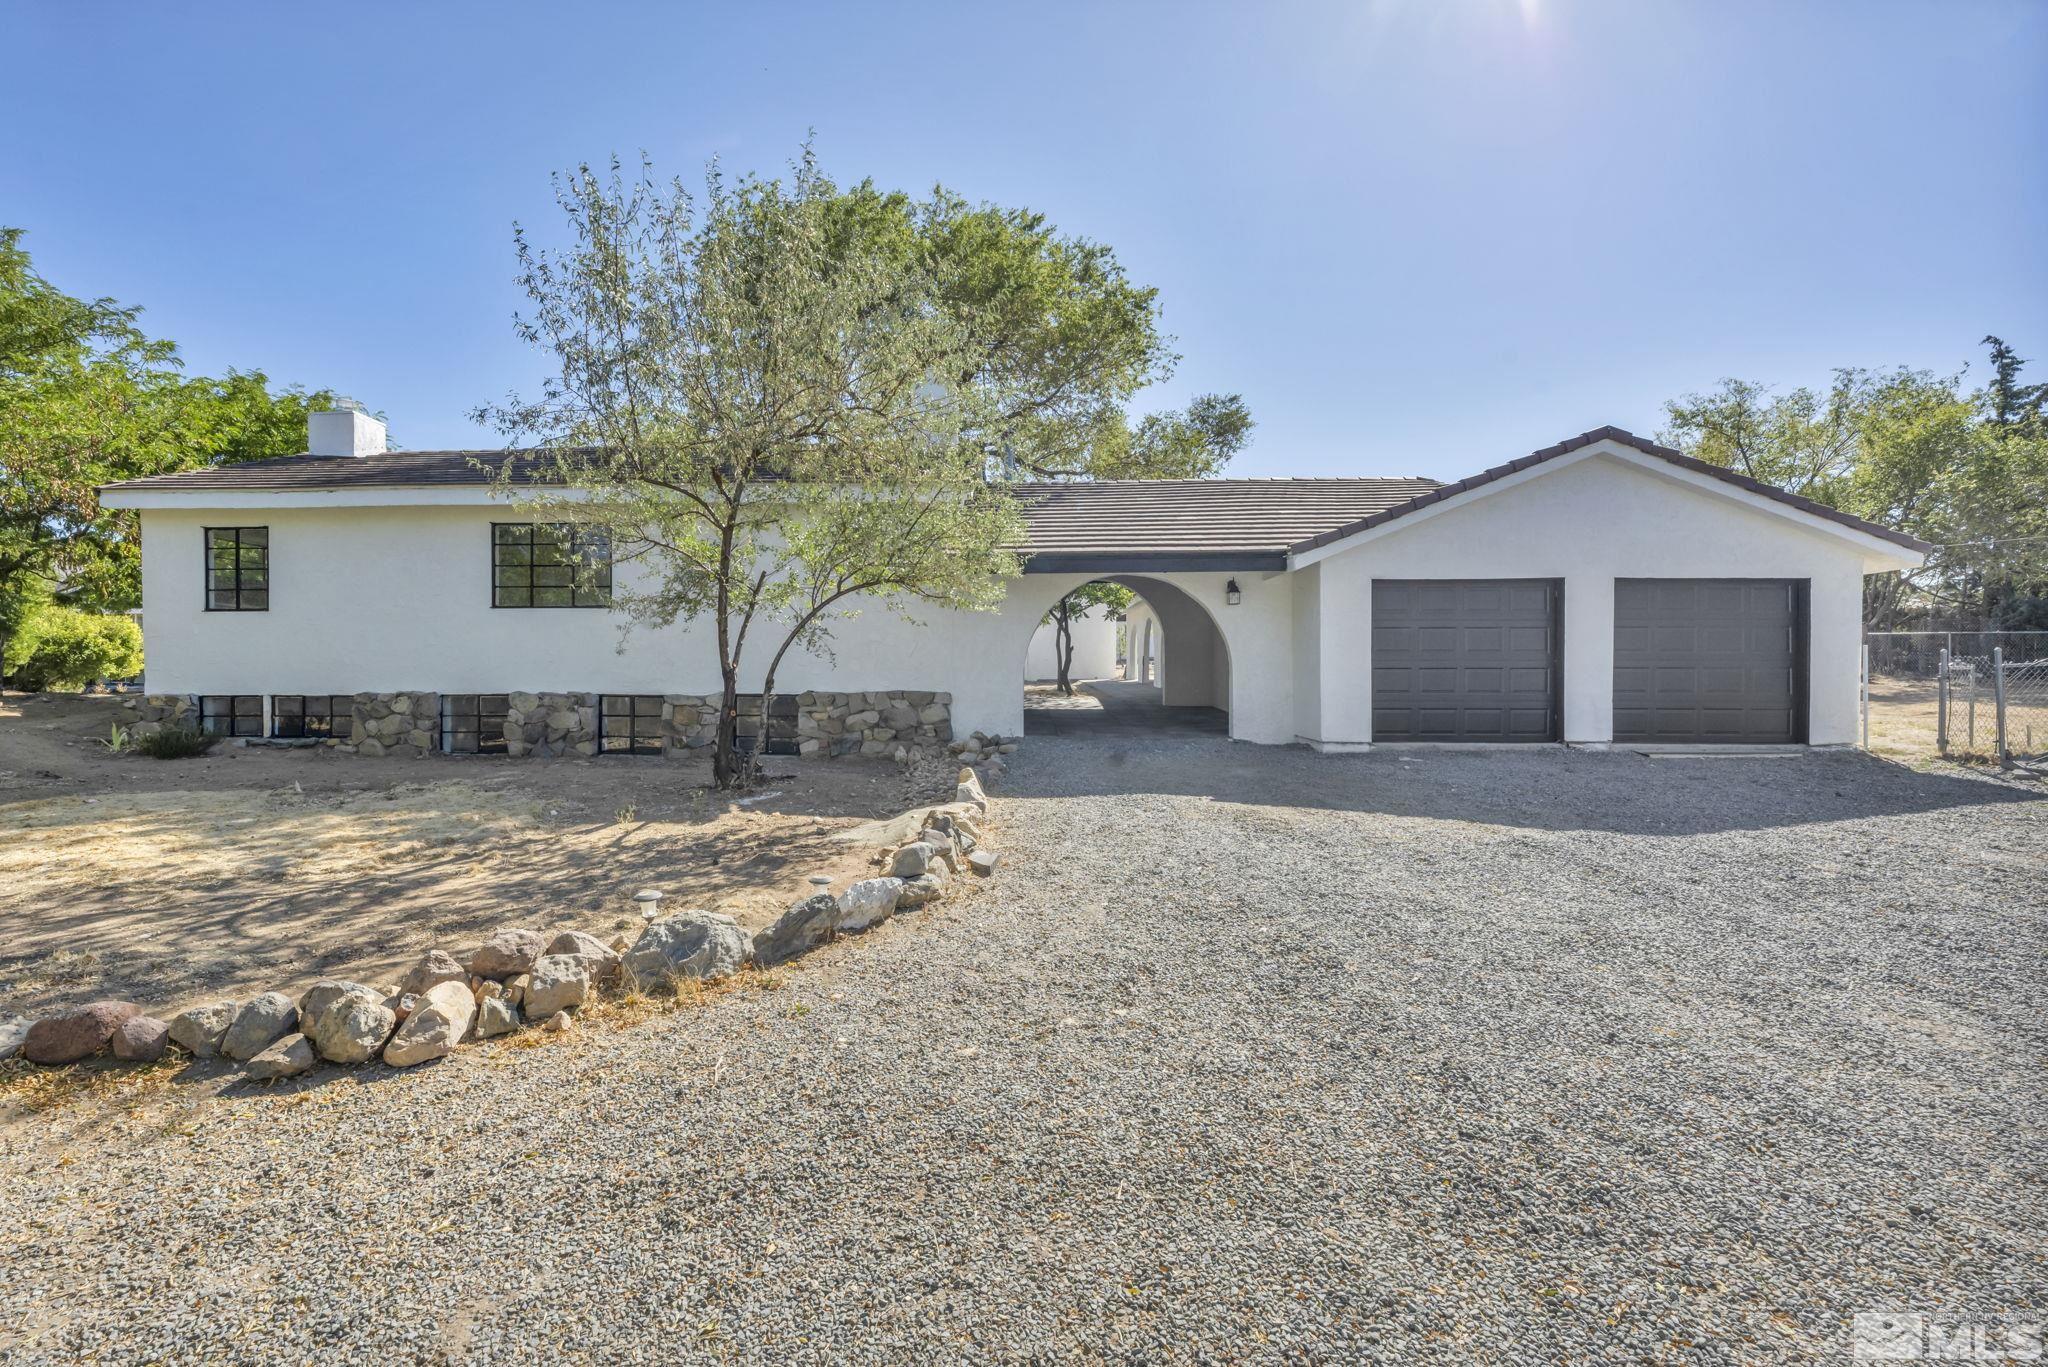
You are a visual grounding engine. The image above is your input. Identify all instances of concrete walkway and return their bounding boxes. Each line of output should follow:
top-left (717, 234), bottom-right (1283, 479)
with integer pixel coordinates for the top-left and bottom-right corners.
top-left (1022, 678), bottom-right (1229, 738)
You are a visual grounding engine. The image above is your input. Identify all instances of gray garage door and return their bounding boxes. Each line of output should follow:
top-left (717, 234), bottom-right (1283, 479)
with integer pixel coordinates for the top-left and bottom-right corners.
top-left (1613, 579), bottom-right (1805, 744)
top-left (1372, 580), bottom-right (1560, 742)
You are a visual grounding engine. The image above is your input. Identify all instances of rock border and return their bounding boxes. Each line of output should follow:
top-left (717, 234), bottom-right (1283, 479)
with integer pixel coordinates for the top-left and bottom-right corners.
top-left (2, 766), bottom-right (1007, 1082)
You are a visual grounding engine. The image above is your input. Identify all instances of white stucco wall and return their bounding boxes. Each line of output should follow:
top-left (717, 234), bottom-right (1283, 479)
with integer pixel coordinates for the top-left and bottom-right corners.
top-left (1123, 599), bottom-right (1159, 682)
top-left (1299, 449), bottom-right (1900, 747)
top-left (132, 508), bottom-right (1295, 743)
top-left (1024, 604), bottom-right (1118, 681)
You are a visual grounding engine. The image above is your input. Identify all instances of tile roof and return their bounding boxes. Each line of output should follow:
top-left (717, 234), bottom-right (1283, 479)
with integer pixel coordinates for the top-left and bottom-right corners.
top-left (1012, 476), bottom-right (1441, 563)
top-left (100, 450), bottom-right (572, 490)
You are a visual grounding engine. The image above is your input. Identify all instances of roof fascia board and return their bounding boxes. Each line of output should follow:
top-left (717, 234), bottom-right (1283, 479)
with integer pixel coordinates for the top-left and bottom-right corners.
top-left (99, 487), bottom-right (578, 512)
top-left (1021, 551), bottom-right (1287, 574)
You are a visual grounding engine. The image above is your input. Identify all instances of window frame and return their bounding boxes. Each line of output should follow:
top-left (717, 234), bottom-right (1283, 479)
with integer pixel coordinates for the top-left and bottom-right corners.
top-left (271, 694), bottom-right (347, 740)
top-left (490, 522), bottom-right (612, 609)
top-left (599, 694), bottom-right (665, 756)
top-left (441, 694), bottom-right (511, 755)
top-left (204, 526), bottom-right (270, 612)
top-left (198, 694), bottom-right (264, 737)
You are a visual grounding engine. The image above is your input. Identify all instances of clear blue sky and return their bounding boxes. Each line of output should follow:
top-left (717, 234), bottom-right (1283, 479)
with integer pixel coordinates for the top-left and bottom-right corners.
top-left (4, 1), bottom-right (2043, 478)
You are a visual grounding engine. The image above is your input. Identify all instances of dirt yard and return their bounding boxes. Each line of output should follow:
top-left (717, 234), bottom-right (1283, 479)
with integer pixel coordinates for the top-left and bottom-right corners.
top-left (0, 692), bottom-right (954, 1018)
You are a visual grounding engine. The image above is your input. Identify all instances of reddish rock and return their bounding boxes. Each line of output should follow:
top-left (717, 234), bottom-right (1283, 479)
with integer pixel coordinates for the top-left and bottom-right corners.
top-left (110, 1015), bottom-right (170, 1062)
top-left (23, 1001), bottom-right (143, 1065)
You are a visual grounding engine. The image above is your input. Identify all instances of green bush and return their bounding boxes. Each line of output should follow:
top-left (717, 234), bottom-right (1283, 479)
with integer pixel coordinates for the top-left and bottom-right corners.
top-left (135, 726), bottom-right (214, 759)
top-left (2, 606), bottom-right (144, 691)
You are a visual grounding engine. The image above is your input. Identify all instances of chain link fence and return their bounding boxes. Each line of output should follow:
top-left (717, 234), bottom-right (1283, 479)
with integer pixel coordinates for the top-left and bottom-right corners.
top-left (1863, 631), bottom-right (2048, 768)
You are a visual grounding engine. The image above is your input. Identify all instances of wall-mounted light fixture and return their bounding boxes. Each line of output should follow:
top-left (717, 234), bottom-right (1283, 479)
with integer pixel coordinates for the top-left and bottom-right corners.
top-left (1225, 579), bottom-right (1242, 606)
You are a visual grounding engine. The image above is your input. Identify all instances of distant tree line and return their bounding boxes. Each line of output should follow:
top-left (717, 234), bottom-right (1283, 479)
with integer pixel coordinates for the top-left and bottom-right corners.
top-left (1661, 337), bottom-right (2048, 631)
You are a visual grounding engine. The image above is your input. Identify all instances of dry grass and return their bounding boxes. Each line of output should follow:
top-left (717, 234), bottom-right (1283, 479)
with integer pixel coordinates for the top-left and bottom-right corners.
top-left (1865, 673), bottom-right (2004, 766)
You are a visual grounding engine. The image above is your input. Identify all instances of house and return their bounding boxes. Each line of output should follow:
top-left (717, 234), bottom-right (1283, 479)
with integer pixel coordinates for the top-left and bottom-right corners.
top-left (98, 408), bottom-right (1928, 754)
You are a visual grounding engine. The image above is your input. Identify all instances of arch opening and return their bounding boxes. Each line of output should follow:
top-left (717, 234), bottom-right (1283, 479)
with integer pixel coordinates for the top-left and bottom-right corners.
top-left (1019, 575), bottom-right (1232, 739)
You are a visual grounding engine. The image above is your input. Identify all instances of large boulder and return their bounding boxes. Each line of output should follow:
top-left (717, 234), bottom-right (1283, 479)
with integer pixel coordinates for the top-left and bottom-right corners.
top-left (752, 893), bottom-right (841, 966)
top-left (522, 955), bottom-right (590, 1019)
top-left (111, 1016), bottom-right (170, 1062)
top-left (475, 996), bottom-right (521, 1039)
top-left (469, 927), bottom-right (548, 979)
top-left (624, 911), bottom-right (753, 986)
top-left (0, 1015), bottom-right (31, 1061)
top-left (835, 877), bottom-right (904, 932)
top-left (397, 949), bottom-right (468, 997)
top-left (299, 981), bottom-right (397, 1065)
top-left (545, 930), bottom-right (622, 985)
top-left (167, 1001), bottom-right (237, 1058)
top-left (24, 1001), bottom-right (143, 1065)
top-left (956, 767), bottom-right (988, 812)
top-left (245, 1033), bottom-right (316, 1081)
top-left (221, 992), bottom-right (299, 1062)
top-left (383, 981), bottom-right (476, 1068)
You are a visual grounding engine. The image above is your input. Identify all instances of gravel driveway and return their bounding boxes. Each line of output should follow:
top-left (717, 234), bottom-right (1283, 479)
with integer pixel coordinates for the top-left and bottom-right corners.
top-left (4, 742), bottom-right (2043, 1361)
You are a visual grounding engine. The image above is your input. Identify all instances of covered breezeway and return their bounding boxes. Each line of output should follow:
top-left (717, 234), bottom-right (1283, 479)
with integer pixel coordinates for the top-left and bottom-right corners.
top-left (1013, 571), bottom-right (1237, 740)
top-left (1023, 678), bottom-right (1229, 738)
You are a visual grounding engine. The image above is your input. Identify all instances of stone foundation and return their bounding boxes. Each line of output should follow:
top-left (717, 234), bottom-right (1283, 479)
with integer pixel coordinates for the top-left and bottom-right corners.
top-left (114, 687), bottom-right (952, 760)
top-left (503, 691), bottom-right (601, 758)
top-left (341, 692), bottom-right (440, 757)
top-left (795, 690), bottom-right (952, 758)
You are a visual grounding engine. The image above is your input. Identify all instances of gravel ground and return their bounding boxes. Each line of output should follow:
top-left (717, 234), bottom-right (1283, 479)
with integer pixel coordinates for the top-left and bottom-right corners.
top-left (2, 741), bottom-right (2044, 1362)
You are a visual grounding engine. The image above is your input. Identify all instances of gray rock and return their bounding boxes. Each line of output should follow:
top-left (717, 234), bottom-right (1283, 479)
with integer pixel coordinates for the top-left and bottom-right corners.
top-left (753, 893), bottom-right (841, 965)
top-left (300, 982), bottom-right (397, 1064)
top-left (245, 1033), bottom-right (316, 1080)
top-left (522, 955), bottom-right (590, 1018)
top-left (836, 877), bottom-right (905, 931)
top-left (221, 993), bottom-right (299, 1062)
top-left (384, 981), bottom-right (476, 1068)
top-left (956, 767), bottom-right (989, 812)
top-left (168, 1001), bottom-right (237, 1058)
top-left (469, 927), bottom-right (548, 978)
top-left (541, 1010), bottom-right (572, 1033)
top-left (545, 930), bottom-right (622, 984)
top-left (624, 911), bottom-right (753, 986)
top-left (0, 1015), bottom-right (30, 1061)
top-left (889, 842), bottom-right (933, 878)
top-left (476, 996), bottom-right (521, 1039)
top-left (397, 949), bottom-right (468, 997)
top-left (969, 849), bottom-right (1000, 877)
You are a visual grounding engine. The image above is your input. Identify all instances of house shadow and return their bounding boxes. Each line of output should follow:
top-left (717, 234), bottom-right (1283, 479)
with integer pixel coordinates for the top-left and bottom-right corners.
top-left (996, 736), bottom-right (2045, 837)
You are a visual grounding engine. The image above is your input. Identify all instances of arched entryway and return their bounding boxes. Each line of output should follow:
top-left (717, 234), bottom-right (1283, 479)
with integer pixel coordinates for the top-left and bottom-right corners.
top-left (1018, 575), bottom-right (1232, 738)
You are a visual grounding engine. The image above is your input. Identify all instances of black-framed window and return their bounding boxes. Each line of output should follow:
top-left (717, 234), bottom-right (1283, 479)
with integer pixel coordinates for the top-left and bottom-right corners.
top-left (205, 527), bottom-right (269, 611)
top-left (758, 694), bottom-right (800, 756)
top-left (492, 523), bottom-right (611, 608)
top-left (600, 695), bottom-right (663, 755)
top-left (442, 694), bottom-right (510, 754)
top-left (272, 695), bottom-right (346, 739)
top-left (199, 695), bottom-right (262, 737)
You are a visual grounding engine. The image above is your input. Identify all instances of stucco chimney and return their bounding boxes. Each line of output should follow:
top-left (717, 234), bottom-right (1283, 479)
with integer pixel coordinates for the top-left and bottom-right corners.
top-left (307, 401), bottom-right (388, 457)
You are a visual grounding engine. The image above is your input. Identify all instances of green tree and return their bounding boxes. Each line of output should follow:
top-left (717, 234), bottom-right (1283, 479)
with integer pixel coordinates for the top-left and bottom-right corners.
top-left (824, 182), bottom-right (1253, 479)
top-left (1661, 341), bottom-right (2048, 628)
top-left (2, 603), bottom-right (143, 690)
top-left (0, 228), bottom-right (331, 617)
top-left (1042, 581), bottom-right (1133, 695)
top-left (480, 150), bottom-right (1253, 786)
top-left (477, 153), bottom-right (1026, 787)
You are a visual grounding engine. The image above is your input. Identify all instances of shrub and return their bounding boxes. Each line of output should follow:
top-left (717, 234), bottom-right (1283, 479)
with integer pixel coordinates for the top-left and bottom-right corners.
top-left (135, 726), bottom-right (214, 760)
top-left (2, 606), bottom-right (144, 691)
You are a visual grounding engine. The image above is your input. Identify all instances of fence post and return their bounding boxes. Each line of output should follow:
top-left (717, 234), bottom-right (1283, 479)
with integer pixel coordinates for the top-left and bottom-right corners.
top-left (1937, 647), bottom-right (1949, 755)
top-left (1992, 646), bottom-right (2009, 766)
top-left (1860, 643), bottom-right (1870, 750)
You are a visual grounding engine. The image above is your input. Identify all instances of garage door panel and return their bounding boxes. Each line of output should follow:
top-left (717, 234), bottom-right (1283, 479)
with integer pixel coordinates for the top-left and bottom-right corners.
top-left (1614, 578), bottom-right (1804, 744)
top-left (1373, 579), bottom-right (1560, 742)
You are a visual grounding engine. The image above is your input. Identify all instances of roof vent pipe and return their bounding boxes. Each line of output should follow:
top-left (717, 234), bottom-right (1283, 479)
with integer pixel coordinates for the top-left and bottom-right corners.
top-left (307, 400), bottom-right (388, 457)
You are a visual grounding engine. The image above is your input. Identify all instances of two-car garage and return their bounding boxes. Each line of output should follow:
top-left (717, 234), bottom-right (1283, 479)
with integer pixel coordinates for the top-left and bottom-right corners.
top-left (1370, 578), bottom-right (1808, 745)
